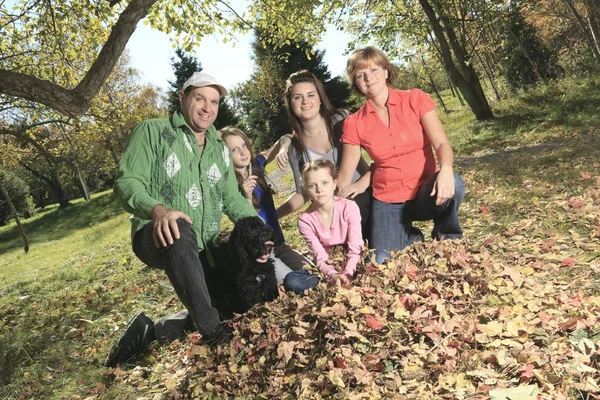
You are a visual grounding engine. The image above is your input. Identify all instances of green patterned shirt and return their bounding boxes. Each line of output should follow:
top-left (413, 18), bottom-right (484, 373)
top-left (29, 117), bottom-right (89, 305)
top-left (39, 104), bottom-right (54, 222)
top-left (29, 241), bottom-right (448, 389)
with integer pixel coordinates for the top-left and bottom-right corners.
top-left (114, 110), bottom-right (257, 251)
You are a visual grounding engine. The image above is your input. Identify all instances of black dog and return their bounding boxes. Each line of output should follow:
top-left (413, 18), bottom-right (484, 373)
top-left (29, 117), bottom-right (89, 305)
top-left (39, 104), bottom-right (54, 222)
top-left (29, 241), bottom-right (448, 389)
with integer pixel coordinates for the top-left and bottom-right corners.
top-left (206, 216), bottom-right (279, 319)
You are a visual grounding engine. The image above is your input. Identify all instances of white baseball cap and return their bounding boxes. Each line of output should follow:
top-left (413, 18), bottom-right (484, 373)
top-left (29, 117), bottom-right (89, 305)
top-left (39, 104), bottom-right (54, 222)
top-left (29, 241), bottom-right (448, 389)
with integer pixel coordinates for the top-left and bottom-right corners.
top-left (181, 71), bottom-right (228, 96)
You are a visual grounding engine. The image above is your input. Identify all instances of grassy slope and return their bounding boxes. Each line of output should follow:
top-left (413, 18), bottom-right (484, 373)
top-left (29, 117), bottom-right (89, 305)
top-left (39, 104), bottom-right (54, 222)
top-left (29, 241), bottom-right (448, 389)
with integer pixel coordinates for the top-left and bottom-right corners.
top-left (1, 76), bottom-right (599, 399)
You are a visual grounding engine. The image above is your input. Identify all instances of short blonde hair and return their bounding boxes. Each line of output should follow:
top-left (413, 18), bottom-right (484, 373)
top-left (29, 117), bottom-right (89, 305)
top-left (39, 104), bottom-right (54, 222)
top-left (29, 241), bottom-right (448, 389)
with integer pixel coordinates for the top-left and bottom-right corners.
top-left (346, 46), bottom-right (398, 95)
top-left (301, 159), bottom-right (338, 191)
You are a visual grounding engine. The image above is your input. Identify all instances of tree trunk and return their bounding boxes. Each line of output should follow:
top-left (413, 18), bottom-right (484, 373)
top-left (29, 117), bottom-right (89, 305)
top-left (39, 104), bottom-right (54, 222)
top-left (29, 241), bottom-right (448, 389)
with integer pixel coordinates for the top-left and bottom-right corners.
top-left (21, 164), bottom-right (71, 208)
top-left (0, 183), bottom-right (30, 253)
top-left (419, 0), bottom-right (494, 120)
top-left (420, 55), bottom-right (448, 113)
top-left (475, 51), bottom-right (501, 102)
top-left (582, 0), bottom-right (600, 56)
top-left (75, 162), bottom-right (91, 201)
top-left (563, 0), bottom-right (600, 64)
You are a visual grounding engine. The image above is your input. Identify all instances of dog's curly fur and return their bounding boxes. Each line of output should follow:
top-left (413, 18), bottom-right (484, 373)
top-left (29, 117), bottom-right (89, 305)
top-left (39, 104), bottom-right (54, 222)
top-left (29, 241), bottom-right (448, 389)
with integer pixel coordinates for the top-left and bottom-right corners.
top-left (206, 216), bottom-right (278, 319)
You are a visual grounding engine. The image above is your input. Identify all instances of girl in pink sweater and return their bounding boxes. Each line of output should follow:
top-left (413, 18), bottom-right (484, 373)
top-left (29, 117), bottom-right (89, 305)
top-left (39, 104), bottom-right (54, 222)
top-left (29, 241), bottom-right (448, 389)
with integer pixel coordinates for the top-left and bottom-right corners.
top-left (298, 160), bottom-right (364, 287)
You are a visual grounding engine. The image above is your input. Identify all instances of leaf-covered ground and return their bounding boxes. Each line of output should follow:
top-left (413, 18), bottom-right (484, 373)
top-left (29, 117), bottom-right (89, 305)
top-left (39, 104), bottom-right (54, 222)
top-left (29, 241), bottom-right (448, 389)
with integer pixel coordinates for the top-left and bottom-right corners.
top-left (2, 78), bottom-right (600, 399)
top-left (98, 127), bottom-right (600, 399)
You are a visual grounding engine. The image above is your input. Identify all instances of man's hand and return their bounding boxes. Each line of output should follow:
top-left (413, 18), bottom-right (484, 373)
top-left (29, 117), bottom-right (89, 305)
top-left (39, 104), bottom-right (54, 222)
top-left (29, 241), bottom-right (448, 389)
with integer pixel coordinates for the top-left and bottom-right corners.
top-left (150, 205), bottom-right (193, 248)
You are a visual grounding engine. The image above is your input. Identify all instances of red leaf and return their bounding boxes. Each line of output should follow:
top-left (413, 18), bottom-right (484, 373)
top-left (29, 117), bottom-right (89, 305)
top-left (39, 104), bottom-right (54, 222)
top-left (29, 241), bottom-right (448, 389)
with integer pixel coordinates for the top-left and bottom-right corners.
top-left (335, 357), bottom-right (348, 369)
top-left (569, 199), bottom-right (584, 208)
top-left (520, 363), bottom-right (535, 382)
top-left (366, 315), bottom-right (385, 331)
top-left (404, 263), bottom-right (419, 280)
top-left (481, 205), bottom-right (489, 214)
top-left (560, 258), bottom-right (575, 267)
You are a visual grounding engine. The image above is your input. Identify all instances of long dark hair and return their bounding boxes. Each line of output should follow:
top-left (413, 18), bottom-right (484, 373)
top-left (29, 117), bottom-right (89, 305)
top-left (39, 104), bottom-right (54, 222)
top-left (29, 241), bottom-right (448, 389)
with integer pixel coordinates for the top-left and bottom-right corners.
top-left (283, 70), bottom-right (344, 160)
top-left (219, 126), bottom-right (275, 210)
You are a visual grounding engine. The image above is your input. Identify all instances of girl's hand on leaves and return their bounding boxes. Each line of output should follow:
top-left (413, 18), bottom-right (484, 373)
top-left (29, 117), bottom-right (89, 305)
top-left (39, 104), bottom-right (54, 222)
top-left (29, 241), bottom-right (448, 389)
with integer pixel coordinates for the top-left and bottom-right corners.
top-left (329, 273), bottom-right (351, 289)
top-left (430, 168), bottom-right (455, 206)
top-left (242, 175), bottom-right (258, 199)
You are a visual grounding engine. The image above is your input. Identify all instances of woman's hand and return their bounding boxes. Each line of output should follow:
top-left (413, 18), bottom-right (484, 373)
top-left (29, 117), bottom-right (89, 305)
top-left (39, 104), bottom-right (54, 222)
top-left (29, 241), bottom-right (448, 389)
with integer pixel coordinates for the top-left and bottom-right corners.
top-left (430, 168), bottom-right (455, 206)
top-left (275, 148), bottom-right (289, 170)
top-left (242, 175), bottom-right (258, 199)
top-left (338, 180), bottom-right (368, 199)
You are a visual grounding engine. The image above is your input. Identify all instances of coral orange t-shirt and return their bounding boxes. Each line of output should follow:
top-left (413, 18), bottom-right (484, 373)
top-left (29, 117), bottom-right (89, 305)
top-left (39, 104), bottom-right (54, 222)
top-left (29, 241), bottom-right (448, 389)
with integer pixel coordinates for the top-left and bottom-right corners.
top-left (342, 88), bottom-right (438, 203)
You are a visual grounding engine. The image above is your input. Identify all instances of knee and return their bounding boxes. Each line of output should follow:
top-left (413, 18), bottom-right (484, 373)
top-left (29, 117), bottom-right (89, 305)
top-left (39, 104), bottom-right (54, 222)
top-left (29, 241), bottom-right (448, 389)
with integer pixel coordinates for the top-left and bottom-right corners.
top-left (169, 219), bottom-right (197, 248)
top-left (453, 173), bottom-right (465, 199)
top-left (283, 270), bottom-right (320, 294)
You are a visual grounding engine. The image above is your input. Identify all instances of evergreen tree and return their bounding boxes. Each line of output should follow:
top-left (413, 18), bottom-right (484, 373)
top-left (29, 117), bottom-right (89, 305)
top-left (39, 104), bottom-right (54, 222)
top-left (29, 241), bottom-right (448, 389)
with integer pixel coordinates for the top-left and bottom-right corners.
top-left (231, 34), bottom-right (351, 150)
top-left (168, 48), bottom-right (202, 115)
top-left (167, 48), bottom-right (240, 128)
top-left (501, 3), bottom-right (563, 88)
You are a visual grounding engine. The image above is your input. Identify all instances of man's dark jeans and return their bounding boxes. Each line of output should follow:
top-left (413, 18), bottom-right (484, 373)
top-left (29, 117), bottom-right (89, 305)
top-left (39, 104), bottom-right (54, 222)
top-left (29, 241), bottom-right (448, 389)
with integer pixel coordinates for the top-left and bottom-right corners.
top-left (132, 219), bottom-right (221, 343)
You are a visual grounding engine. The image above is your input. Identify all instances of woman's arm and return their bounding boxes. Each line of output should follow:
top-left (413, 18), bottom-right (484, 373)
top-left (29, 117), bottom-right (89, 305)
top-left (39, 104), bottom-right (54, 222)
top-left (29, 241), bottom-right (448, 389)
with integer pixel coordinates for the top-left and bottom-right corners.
top-left (421, 109), bottom-right (455, 205)
top-left (259, 134), bottom-right (293, 170)
top-left (276, 192), bottom-right (309, 219)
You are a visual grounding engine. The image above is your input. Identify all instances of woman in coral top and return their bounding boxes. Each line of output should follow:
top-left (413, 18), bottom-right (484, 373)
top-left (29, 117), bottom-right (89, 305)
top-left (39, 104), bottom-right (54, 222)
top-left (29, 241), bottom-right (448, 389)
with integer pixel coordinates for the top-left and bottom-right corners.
top-left (337, 46), bottom-right (465, 264)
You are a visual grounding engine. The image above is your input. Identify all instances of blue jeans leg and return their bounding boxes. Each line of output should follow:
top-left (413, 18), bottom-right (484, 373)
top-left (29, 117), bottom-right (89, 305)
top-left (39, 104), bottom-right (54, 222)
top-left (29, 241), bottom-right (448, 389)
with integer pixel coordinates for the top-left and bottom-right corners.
top-left (410, 172), bottom-right (465, 240)
top-left (283, 270), bottom-right (320, 294)
top-left (371, 199), bottom-right (413, 264)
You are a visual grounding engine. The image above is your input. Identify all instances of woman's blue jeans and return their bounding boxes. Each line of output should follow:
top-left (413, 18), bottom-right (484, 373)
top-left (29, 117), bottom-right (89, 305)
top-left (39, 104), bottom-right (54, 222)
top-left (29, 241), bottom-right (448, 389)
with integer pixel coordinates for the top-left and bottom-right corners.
top-left (371, 172), bottom-right (465, 264)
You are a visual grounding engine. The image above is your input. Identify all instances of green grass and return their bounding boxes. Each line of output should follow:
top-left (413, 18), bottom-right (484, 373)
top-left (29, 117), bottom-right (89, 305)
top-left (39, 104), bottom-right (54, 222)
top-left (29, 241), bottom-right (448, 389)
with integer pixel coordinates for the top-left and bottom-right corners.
top-left (1, 75), bottom-right (600, 399)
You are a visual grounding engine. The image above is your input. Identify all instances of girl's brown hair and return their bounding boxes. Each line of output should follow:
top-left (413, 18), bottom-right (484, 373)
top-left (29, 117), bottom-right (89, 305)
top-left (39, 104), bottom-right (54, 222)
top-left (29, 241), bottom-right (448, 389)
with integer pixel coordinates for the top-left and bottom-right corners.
top-left (301, 159), bottom-right (338, 192)
top-left (219, 126), bottom-right (275, 210)
top-left (283, 70), bottom-right (345, 159)
top-left (346, 46), bottom-right (398, 95)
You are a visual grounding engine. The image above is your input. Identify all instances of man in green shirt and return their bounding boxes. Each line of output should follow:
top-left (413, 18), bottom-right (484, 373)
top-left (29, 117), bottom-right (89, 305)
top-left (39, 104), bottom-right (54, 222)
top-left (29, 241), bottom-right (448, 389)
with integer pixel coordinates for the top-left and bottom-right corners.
top-left (106, 72), bottom-right (257, 367)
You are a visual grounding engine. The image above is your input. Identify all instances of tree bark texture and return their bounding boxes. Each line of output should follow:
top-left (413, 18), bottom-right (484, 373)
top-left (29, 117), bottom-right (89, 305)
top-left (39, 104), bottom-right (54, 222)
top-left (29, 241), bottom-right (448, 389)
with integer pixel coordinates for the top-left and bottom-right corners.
top-left (419, 0), bottom-right (494, 119)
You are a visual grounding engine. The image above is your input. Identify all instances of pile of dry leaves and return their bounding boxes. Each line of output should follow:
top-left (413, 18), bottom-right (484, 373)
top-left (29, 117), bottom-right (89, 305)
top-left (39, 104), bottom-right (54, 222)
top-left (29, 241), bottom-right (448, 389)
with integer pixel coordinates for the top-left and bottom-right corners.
top-left (112, 238), bottom-right (600, 399)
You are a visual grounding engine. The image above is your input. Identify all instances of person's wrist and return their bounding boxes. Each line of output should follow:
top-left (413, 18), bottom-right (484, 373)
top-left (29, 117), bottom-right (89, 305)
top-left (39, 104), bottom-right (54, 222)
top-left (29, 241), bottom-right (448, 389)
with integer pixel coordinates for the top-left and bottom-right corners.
top-left (150, 204), bottom-right (166, 218)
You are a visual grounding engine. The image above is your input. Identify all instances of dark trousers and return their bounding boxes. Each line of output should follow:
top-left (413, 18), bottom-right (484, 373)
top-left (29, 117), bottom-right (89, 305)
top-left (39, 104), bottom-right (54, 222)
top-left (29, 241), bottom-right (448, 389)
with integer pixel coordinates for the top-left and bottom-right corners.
top-left (352, 186), bottom-right (373, 247)
top-left (132, 220), bottom-right (220, 342)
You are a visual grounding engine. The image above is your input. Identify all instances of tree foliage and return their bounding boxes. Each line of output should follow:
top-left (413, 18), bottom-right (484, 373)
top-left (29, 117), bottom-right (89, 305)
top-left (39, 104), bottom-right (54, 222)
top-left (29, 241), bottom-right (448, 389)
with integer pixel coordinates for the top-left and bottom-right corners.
top-left (500, 3), bottom-right (563, 88)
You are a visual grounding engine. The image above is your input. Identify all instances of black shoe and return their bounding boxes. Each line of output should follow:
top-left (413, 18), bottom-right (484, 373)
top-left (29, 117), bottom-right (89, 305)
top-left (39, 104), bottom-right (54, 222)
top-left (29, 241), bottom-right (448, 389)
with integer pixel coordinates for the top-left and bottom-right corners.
top-left (105, 311), bottom-right (155, 367)
top-left (203, 323), bottom-right (233, 347)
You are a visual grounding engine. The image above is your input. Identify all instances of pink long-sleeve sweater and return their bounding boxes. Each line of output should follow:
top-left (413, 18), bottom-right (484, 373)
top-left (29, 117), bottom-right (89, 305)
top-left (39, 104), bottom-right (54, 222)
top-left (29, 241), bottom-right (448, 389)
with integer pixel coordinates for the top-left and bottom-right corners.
top-left (298, 196), bottom-right (364, 280)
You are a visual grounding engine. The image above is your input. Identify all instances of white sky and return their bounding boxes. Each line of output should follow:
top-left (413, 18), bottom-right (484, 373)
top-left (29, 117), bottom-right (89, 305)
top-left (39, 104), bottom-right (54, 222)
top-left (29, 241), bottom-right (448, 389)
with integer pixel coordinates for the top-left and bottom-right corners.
top-left (126, 22), bottom-right (355, 92)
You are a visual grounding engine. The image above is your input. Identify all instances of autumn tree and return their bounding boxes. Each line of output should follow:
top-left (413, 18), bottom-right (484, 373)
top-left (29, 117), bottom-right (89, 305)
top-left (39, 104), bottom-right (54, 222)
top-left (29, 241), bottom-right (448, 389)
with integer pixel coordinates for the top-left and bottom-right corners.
top-left (501, 2), bottom-right (563, 88)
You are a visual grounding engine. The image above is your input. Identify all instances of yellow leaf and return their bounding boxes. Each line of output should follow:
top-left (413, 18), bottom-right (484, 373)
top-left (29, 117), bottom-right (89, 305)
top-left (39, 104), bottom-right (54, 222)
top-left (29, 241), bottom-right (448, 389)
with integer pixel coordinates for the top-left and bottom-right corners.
top-left (358, 306), bottom-right (373, 314)
top-left (328, 370), bottom-right (345, 388)
top-left (478, 321), bottom-right (503, 337)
